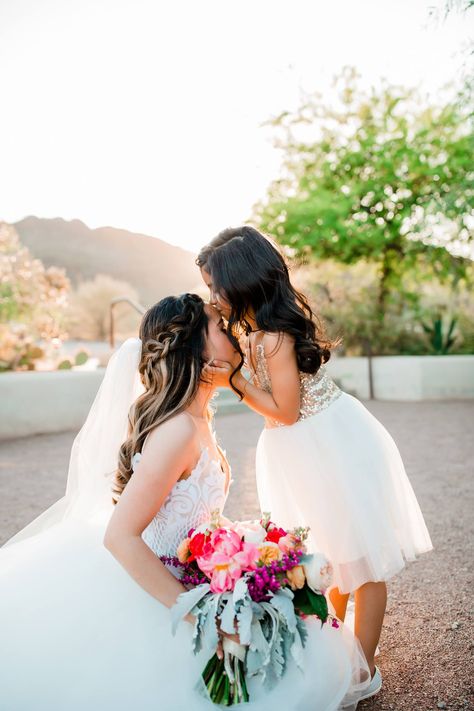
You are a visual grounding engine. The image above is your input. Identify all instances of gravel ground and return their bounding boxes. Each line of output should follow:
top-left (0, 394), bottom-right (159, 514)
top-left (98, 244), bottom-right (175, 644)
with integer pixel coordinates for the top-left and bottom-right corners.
top-left (1, 400), bottom-right (473, 710)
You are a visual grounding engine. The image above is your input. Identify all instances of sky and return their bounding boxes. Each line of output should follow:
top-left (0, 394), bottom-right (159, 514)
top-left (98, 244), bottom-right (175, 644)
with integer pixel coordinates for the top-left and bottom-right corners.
top-left (0, 0), bottom-right (472, 252)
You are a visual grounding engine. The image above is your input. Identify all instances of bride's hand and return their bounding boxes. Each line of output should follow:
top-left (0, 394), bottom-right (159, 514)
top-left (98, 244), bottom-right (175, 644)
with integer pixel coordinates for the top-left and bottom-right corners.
top-left (216, 630), bottom-right (242, 660)
top-left (215, 618), bottom-right (241, 660)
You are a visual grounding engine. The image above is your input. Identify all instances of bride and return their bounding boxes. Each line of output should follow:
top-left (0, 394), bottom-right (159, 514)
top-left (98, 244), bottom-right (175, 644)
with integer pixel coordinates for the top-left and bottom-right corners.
top-left (0, 293), bottom-right (369, 710)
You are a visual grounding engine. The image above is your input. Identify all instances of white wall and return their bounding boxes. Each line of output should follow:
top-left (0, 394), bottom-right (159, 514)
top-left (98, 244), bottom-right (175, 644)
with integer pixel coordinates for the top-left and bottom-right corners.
top-left (1, 355), bottom-right (473, 440)
top-left (326, 355), bottom-right (474, 401)
top-left (0, 370), bottom-right (244, 440)
top-left (0, 369), bottom-right (105, 440)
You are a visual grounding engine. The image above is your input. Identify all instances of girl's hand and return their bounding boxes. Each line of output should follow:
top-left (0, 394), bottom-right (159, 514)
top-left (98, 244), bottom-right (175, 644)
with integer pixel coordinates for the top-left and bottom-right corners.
top-left (203, 359), bottom-right (234, 388)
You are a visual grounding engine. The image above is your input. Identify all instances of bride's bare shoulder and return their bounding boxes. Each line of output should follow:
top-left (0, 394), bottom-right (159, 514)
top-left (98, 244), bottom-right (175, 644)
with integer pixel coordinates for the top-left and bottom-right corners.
top-left (142, 412), bottom-right (199, 458)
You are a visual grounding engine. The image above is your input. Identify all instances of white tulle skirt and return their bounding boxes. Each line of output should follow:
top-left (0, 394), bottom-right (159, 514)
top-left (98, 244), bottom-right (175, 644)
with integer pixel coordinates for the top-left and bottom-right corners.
top-left (256, 393), bottom-right (433, 595)
top-left (0, 515), bottom-right (369, 711)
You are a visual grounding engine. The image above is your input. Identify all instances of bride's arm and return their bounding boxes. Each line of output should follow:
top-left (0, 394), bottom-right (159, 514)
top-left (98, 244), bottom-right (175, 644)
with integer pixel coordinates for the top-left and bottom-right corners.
top-left (103, 413), bottom-right (200, 623)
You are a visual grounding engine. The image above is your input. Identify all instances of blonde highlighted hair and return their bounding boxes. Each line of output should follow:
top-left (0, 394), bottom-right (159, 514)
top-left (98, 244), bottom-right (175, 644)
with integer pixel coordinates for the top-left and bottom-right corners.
top-left (112, 293), bottom-right (210, 503)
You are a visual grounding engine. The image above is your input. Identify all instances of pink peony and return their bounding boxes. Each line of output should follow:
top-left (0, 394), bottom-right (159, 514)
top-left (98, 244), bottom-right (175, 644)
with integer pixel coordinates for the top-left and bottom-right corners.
top-left (201, 554), bottom-right (243, 593)
top-left (209, 528), bottom-right (243, 557)
top-left (233, 542), bottom-right (260, 571)
top-left (196, 528), bottom-right (260, 593)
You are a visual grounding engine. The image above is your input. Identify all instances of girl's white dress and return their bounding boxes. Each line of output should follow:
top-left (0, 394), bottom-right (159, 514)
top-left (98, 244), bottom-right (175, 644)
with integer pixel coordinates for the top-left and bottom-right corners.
top-left (249, 342), bottom-right (433, 595)
top-left (0, 445), bottom-right (369, 711)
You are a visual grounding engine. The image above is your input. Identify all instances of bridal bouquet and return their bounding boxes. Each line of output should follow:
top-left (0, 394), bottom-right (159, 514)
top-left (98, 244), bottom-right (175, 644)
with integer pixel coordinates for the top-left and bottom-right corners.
top-left (160, 512), bottom-right (337, 706)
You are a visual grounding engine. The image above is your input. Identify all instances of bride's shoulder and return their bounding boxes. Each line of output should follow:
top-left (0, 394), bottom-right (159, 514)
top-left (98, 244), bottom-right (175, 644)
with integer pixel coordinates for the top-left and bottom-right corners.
top-left (142, 412), bottom-right (200, 458)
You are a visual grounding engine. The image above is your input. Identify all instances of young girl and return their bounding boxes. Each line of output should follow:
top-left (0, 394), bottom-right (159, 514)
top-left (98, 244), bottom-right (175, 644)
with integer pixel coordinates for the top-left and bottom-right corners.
top-left (0, 293), bottom-right (368, 711)
top-left (198, 226), bottom-right (433, 700)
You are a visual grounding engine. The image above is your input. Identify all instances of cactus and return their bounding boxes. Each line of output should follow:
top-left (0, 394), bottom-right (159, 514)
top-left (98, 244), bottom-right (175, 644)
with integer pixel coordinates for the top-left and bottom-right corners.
top-left (422, 314), bottom-right (457, 354)
top-left (57, 359), bottom-right (73, 370)
top-left (74, 350), bottom-right (89, 366)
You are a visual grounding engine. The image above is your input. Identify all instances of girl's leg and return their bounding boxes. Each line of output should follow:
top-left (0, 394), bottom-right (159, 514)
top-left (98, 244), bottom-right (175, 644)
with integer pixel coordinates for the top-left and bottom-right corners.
top-left (354, 581), bottom-right (387, 677)
top-left (328, 586), bottom-right (350, 621)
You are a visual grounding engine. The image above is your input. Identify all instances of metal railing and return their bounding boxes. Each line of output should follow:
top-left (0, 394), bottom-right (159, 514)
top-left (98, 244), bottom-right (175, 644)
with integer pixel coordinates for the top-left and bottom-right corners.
top-left (109, 297), bottom-right (146, 348)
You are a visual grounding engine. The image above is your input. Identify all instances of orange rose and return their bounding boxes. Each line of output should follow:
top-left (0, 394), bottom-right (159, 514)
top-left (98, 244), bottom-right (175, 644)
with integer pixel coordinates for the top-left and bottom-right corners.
top-left (287, 565), bottom-right (306, 590)
top-left (258, 542), bottom-right (282, 566)
top-left (177, 537), bottom-right (191, 563)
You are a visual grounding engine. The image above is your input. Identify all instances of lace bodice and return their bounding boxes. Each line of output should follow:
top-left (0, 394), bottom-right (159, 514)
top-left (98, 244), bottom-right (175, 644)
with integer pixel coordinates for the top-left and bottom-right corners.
top-left (132, 447), bottom-right (229, 559)
top-left (247, 341), bottom-right (342, 428)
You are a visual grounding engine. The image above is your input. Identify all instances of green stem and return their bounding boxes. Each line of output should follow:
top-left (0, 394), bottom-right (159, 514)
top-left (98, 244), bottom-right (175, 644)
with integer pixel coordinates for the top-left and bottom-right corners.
top-left (206, 663), bottom-right (220, 698)
top-left (239, 660), bottom-right (250, 703)
top-left (223, 673), bottom-right (231, 706)
top-left (213, 667), bottom-right (227, 704)
top-left (202, 654), bottom-right (249, 706)
top-left (202, 654), bottom-right (218, 684)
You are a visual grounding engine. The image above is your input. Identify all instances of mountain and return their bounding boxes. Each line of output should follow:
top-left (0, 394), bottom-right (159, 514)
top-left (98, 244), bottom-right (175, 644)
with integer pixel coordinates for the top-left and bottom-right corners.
top-left (14, 216), bottom-right (202, 307)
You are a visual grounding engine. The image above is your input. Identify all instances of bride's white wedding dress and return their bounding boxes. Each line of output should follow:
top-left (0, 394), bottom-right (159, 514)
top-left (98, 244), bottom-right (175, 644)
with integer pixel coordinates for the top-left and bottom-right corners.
top-left (0, 445), bottom-right (369, 711)
top-left (0, 339), bottom-right (369, 711)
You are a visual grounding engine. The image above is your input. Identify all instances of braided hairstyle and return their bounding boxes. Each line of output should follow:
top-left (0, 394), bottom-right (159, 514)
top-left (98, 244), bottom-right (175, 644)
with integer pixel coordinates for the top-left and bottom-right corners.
top-left (197, 226), bottom-right (335, 375)
top-left (112, 293), bottom-right (209, 503)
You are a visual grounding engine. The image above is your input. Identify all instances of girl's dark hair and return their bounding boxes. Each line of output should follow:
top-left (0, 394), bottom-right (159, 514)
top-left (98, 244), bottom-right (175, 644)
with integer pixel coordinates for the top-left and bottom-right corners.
top-left (196, 226), bottom-right (334, 377)
top-left (113, 293), bottom-right (209, 503)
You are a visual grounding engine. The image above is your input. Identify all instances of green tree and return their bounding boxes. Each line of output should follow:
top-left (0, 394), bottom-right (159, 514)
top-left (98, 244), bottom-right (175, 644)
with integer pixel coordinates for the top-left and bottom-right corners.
top-left (254, 69), bottom-right (474, 328)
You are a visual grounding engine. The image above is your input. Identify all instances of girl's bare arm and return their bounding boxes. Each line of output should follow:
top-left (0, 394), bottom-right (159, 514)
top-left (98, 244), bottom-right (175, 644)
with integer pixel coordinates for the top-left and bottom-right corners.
top-left (207, 332), bottom-right (301, 425)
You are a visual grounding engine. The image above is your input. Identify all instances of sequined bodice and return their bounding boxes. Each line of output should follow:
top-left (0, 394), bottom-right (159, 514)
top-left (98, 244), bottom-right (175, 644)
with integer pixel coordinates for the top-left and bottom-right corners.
top-left (133, 447), bottom-right (229, 558)
top-left (249, 342), bottom-right (342, 428)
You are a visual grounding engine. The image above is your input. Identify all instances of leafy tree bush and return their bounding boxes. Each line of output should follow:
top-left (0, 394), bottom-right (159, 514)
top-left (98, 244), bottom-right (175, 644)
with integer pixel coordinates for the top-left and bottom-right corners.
top-left (254, 69), bottom-right (474, 353)
top-left (292, 260), bottom-right (474, 356)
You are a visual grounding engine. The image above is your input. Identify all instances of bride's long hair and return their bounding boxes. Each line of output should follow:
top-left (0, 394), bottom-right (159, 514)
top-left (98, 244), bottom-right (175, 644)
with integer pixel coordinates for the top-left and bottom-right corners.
top-left (112, 293), bottom-right (210, 503)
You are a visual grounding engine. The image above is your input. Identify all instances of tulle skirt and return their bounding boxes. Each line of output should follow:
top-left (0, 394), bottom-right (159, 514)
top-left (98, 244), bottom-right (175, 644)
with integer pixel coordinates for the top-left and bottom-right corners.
top-left (0, 515), bottom-right (369, 711)
top-left (256, 393), bottom-right (433, 595)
